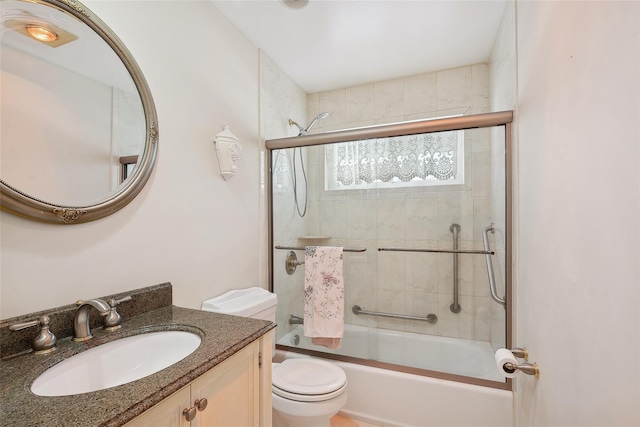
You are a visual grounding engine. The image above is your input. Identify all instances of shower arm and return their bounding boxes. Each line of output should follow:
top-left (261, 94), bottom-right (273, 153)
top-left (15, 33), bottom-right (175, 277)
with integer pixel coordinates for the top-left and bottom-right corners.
top-left (303, 116), bottom-right (320, 134)
top-left (288, 119), bottom-right (304, 134)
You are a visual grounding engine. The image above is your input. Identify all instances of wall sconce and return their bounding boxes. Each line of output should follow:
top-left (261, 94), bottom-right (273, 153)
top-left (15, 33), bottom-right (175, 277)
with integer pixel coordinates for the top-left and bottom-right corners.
top-left (214, 126), bottom-right (242, 180)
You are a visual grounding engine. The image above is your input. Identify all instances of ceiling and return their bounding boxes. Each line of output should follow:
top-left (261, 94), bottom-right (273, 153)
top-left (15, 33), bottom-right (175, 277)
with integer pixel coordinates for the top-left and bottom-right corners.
top-left (211, 0), bottom-right (508, 94)
top-left (2, 0), bottom-right (136, 92)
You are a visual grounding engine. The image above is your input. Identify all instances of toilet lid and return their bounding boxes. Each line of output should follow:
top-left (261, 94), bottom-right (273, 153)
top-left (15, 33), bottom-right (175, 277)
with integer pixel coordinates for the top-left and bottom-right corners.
top-left (272, 359), bottom-right (347, 402)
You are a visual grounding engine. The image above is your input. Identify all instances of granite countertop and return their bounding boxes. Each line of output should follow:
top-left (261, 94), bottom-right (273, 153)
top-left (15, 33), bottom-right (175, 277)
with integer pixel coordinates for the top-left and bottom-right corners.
top-left (0, 305), bottom-right (275, 427)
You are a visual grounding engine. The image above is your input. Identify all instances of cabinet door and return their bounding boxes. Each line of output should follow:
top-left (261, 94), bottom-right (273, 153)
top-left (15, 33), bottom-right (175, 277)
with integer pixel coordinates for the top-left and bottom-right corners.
top-left (259, 332), bottom-right (273, 427)
top-left (191, 340), bottom-right (259, 427)
top-left (124, 386), bottom-right (191, 427)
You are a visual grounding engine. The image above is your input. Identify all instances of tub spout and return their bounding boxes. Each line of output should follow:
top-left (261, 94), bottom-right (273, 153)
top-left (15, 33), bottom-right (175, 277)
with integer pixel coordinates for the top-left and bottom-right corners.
top-left (289, 314), bottom-right (304, 325)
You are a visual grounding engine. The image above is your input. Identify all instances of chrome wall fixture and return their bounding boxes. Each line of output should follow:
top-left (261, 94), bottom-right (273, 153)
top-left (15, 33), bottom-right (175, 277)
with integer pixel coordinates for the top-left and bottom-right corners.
top-left (378, 247), bottom-right (493, 255)
top-left (352, 305), bottom-right (437, 324)
top-left (285, 251), bottom-right (303, 275)
top-left (379, 223), bottom-right (504, 309)
top-left (504, 361), bottom-right (540, 378)
top-left (510, 347), bottom-right (529, 360)
top-left (504, 347), bottom-right (540, 378)
top-left (483, 224), bottom-right (505, 307)
top-left (278, 246), bottom-right (367, 275)
top-left (450, 224), bottom-right (462, 313)
top-left (288, 314), bottom-right (304, 325)
top-left (276, 245), bottom-right (367, 252)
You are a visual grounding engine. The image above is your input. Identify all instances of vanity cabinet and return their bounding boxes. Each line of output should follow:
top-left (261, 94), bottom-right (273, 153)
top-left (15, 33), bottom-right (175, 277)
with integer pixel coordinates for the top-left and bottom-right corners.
top-left (125, 332), bottom-right (272, 427)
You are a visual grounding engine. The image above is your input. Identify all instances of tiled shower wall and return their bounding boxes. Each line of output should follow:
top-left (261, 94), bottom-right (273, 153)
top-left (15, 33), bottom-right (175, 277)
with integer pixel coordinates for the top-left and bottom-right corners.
top-left (261, 51), bottom-right (309, 337)
top-left (270, 63), bottom-right (508, 345)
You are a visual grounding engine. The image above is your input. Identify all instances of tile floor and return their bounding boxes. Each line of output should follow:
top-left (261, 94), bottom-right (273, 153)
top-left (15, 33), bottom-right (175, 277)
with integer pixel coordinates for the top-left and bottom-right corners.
top-left (330, 414), bottom-right (380, 427)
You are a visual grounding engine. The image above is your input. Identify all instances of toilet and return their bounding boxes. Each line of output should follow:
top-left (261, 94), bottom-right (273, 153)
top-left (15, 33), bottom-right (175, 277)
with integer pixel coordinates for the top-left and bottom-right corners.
top-left (201, 287), bottom-right (348, 427)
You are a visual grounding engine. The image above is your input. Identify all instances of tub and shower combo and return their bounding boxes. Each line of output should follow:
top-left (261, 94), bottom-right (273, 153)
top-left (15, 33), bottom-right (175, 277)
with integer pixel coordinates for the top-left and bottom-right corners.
top-left (267, 111), bottom-right (514, 427)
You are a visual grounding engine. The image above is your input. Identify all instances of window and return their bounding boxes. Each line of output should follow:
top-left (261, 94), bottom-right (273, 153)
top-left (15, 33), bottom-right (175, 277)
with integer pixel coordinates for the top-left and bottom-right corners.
top-left (324, 129), bottom-right (464, 191)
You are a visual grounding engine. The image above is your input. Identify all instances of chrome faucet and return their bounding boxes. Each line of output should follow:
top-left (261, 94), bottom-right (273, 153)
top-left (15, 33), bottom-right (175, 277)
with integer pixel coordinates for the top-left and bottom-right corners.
top-left (72, 299), bottom-right (110, 341)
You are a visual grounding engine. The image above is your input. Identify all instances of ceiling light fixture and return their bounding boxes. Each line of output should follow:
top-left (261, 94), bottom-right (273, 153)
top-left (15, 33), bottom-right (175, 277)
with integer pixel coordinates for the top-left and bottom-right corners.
top-left (25, 24), bottom-right (59, 42)
top-left (6, 19), bottom-right (78, 48)
top-left (280, 0), bottom-right (309, 10)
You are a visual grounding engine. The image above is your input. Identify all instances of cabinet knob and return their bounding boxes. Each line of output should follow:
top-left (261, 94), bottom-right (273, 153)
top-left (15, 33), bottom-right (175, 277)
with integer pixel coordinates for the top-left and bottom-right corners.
top-left (195, 398), bottom-right (208, 412)
top-left (183, 406), bottom-right (197, 422)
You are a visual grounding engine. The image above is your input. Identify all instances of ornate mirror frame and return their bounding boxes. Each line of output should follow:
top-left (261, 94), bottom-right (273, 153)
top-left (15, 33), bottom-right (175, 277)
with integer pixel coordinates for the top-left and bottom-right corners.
top-left (0, 0), bottom-right (158, 224)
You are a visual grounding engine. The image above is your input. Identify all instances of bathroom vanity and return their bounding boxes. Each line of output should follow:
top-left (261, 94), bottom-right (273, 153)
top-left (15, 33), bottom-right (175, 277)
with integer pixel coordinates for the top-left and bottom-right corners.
top-left (125, 339), bottom-right (263, 427)
top-left (0, 284), bottom-right (275, 426)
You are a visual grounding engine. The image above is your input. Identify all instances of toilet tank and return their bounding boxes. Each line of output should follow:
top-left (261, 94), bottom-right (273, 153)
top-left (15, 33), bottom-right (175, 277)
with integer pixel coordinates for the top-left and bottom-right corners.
top-left (201, 287), bottom-right (277, 323)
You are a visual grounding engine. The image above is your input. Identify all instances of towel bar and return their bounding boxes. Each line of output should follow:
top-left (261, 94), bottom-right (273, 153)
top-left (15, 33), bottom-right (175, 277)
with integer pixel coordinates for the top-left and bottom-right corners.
top-left (276, 245), bottom-right (366, 252)
top-left (281, 246), bottom-right (365, 275)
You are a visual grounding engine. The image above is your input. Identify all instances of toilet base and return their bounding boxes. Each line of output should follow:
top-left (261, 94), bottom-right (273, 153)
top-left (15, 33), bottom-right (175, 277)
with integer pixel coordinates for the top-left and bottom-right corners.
top-left (273, 410), bottom-right (338, 427)
top-left (272, 391), bottom-right (348, 427)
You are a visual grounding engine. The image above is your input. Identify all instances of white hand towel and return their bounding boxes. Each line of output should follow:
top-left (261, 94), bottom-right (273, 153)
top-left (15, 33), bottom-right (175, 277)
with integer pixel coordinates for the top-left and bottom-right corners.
top-left (303, 246), bottom-right (344, 349)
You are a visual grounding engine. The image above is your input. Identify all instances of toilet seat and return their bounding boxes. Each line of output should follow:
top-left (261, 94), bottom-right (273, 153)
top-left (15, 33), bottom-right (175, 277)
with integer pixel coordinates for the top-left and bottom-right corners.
top-left (272, 359), bottom-right (347, 402)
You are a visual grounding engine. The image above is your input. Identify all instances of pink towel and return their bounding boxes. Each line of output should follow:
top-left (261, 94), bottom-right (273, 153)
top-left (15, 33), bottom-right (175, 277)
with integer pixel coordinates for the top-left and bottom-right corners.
top-left (303, 246), bottom-right (344, 349)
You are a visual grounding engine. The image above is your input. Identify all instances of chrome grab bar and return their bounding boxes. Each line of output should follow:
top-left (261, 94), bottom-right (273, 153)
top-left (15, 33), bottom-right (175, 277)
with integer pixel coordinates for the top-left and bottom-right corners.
top-left (275, 245), bottom-right (366, 252)
top-left (352, 305), bottom-right (437, 324)
top-left (378, 247), bottom-right (493, 255)
top-left (450, 224), bottom-right (461, 313)
top-left (483, 224), bottom-right (506, 307)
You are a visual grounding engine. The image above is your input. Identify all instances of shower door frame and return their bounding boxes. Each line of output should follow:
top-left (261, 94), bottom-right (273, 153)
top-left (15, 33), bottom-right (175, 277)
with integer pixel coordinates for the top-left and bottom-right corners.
top-left (266, 110), bottom-right (514, 390)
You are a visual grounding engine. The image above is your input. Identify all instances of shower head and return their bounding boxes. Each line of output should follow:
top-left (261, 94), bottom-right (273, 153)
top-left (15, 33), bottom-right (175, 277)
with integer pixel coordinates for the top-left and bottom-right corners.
top-left (304, 112), bottom-right (330, 134)
top-left (288, 112), bottom-right (330, 136)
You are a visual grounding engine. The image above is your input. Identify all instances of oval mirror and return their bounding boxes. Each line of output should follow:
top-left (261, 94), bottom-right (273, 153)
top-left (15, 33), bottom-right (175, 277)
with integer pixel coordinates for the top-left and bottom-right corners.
top-left (0, 0), bottom-right (158, 224)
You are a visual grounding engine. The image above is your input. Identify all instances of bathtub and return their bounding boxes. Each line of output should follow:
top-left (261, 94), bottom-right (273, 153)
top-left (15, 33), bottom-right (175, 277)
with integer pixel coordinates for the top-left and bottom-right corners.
top-left (275, 325), bottom-right (513, 427)
top-left (278, 324), bottom-right (504, 381)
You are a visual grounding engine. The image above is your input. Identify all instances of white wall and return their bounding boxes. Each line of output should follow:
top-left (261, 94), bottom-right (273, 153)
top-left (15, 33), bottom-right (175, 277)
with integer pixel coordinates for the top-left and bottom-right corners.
top-left (516, 1), bottom-right (640, 426)
top-left (1, 46), bottom-right (114, 204)
top-left (0, 1), bottom-right (262, 319)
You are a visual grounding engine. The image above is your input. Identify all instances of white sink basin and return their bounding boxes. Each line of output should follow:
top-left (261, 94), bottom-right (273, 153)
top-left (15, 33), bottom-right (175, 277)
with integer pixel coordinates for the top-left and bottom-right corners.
top-left (31, 331), bottom-right (201, 396)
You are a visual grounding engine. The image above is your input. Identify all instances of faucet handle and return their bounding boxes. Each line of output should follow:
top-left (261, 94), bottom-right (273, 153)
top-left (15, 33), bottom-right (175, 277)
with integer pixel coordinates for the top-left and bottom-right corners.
top-left (113, 295), bottom-right (133, 305)
top-left (103, 295), bottom-right (132, 330)
top-left (9, 315), bottom-right (57, 354)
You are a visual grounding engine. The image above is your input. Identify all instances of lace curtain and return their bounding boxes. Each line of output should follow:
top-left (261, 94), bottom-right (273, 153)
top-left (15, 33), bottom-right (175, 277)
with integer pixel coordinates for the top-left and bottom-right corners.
top-left (325, 130), bottom-right (464, 190)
